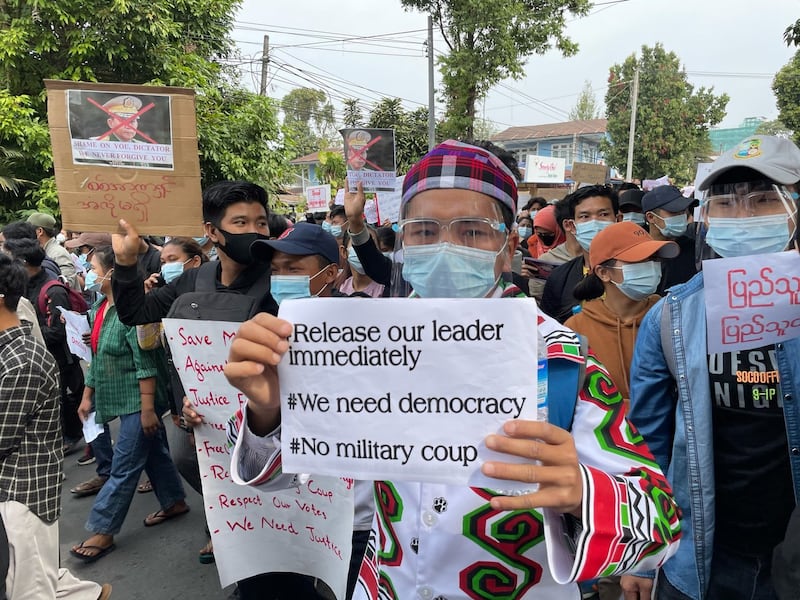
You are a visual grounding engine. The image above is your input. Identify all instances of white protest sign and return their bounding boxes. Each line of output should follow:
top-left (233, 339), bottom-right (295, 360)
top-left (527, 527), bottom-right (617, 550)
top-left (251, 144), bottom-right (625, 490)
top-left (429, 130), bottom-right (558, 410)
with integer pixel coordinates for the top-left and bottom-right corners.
top-left (524, 155), bottom-right (566, 183)
top-left (374, 176), bottom-right (403, 224)
top-left (306, 184), bottom-right (331, 212)
top-left (82, 411), bottom-right (104, 443)
top-left (703, 251), bottom-right (800, 354)
top-left (334, 188), bottom-right (345, 206)
top-left (277, 298), bottom-right (542, 490)
top-left (57, 306), bottom-right (91, 363)
top-left (363, 198), bottom-right (379, 225)
top-left (163, 319), bottom-right (354, 595)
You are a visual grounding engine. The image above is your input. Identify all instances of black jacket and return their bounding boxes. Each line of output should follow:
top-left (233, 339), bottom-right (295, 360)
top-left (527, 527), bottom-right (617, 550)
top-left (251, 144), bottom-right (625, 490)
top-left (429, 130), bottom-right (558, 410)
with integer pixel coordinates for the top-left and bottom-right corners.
top-left (113, 260), bottom-right (278, 326)
top-left (540, 255), bottom-right (585, 323)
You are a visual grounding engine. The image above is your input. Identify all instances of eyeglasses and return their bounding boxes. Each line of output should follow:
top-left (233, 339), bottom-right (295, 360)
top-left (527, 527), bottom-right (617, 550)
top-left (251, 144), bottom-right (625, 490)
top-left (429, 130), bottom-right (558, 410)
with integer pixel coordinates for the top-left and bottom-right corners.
top-left (705, 182), bottom-right (793, 218)
top-left (399, 217), bottom-right (507, 248)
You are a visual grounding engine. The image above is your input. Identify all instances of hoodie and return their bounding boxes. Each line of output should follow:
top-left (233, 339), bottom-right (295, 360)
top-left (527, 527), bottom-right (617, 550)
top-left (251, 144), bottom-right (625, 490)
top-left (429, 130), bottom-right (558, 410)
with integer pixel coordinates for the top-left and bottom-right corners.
top-left (564, 294), bottom-right (660, 402)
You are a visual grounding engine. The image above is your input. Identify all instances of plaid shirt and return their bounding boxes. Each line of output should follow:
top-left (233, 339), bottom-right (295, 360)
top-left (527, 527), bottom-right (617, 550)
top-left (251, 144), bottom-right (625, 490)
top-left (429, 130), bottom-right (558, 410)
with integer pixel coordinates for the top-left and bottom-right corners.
top-left (0, 323), bottom-right (62, 523)
top-left (85, 301), bottom-right (169, 423)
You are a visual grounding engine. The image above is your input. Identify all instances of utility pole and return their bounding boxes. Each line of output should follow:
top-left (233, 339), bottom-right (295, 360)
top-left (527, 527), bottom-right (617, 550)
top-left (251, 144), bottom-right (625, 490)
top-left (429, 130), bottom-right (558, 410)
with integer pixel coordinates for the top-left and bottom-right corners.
top-left (427, 16), bottom-right (435, 150)
top-left (259, 35), bottom-right (270, 96)
top-left (625, 67), bottom-right (640, 182)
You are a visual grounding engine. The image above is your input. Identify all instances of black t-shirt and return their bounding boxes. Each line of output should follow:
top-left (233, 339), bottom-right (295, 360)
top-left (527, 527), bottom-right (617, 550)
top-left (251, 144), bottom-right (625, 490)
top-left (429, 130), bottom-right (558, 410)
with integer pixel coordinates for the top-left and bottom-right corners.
top-left (708, 345), bottom-right (794, 556)
top-left (657, 233), bottom-right (697, 294)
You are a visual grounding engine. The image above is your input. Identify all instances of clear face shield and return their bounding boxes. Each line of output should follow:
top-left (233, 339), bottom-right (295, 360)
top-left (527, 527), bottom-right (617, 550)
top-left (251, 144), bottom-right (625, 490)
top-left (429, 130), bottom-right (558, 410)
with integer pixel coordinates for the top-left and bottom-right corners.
top-left (389, 193), bottom-right (515, 298)
top-left (696, 180), bottom-right (798, 261)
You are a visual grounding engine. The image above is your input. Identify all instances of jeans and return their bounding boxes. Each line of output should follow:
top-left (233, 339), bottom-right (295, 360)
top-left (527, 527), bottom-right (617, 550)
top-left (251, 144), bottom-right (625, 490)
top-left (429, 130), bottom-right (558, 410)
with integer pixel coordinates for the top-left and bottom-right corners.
top-left (658, 545), bottom-right (779, 600)
top-left (91, 424), bottom-right (113, 479)
top-left (85, 412), bottom-right (185, 536)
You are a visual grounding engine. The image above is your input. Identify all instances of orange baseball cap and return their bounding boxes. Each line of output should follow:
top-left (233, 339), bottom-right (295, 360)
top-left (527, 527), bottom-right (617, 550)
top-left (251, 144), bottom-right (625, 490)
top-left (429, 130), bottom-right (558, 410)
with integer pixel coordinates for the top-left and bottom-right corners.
top-left (589, 221), bottom-right (679, 267)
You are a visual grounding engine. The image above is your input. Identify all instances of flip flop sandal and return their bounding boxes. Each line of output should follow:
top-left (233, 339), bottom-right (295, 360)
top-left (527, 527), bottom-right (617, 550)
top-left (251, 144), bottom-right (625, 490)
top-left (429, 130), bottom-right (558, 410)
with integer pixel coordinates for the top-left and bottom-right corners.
top-left (143, 506), bottom-right (190, 527)
top-left (137, 480), bottom-right (153, 493)
top-left (198, 540), bottom-right (215, 564)
top-left (69, 541), bottom-right (116, 564)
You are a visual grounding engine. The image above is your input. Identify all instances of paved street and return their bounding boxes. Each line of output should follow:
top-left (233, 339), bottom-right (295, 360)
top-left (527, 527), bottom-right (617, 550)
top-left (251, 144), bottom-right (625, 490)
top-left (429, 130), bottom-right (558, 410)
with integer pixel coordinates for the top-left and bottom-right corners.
top-left (58, 423), bottom-right (236, 600)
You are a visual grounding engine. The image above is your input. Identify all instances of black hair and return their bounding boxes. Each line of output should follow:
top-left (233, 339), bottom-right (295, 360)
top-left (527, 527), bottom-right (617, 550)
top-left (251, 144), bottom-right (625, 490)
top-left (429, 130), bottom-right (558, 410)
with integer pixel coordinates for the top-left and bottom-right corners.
top-left (268, 213), bottom-right (290, 239)
top-left (573, 259), bottom-right (616, 301)
top-left (4, 237), bottom-right (45, 267)
top-left (564, 184), bottom-right (619, 220)
top-left (329, 206), bottom-right (347, 221)
top-left (0, 253), bottom-right (27, 311)
top-left (552, 198), bottom-right (571, 232)
top-left (164, 237), bottom-right (208, 263)
top-left (202, 181), bottom-right (269, 227)
top-left (375, 225), bottom-right (396, 252)
top-left (92, 245), bottom-right (115, 271)
top-left (524, 197), bottom-right (548, 212)
top-left (2, 221), bottom-right (37, 241)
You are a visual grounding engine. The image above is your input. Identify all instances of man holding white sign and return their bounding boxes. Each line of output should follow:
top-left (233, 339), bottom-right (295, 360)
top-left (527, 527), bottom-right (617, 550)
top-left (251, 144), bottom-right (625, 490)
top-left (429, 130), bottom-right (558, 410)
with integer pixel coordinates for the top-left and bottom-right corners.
top-left (626, 135), bottom-right (800, 600)
top-left (212, 141), bottom-right (681, 599)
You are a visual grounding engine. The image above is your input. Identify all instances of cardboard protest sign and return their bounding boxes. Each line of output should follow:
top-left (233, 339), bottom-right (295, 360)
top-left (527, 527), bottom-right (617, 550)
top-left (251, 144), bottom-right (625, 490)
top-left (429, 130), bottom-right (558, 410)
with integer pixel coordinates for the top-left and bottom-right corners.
top-left (704, 251), bottom-right (800, 354)
top-left (45, 80), bottom-right (203, 236)
top-left (524, 155), bottom-right (566, 184)
top-left (306, 184), bottom-right (331, 212)
top-left (277, 298), bottom-right (545, 491)
top-left (163, 319), bottom-right (354, 594)
top-left (341, 128), bottom-right (396, 192)
top-left (571, 162), bottom-right (608, 185)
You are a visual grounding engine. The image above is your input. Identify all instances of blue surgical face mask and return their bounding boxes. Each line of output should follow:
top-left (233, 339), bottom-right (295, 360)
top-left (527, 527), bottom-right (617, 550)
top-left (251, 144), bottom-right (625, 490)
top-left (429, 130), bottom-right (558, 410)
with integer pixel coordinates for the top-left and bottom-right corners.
top-left (161, 258), bottom-right (190, 284)
top-left (706, 215), bottom-right (791, 258)
top-left (609, 261), bottom-right (662, 301)
top-left (402, 242), bottom-right (503, 298)
top-left (329, 224), bottom-right (343, 238)
top-left (193, 236), bottom-right (209, 247)
top-left (382, 251), bottom-right (393, 260)
top-left (518, 226), bottom-right (532, 239)
top-left (347, 246), bottom-right (365, 275)
top-left (653, 213), bottom-right (687, 238)
top-left (321, 221), bottom-right (332, 233)
top-left (270, 266), bottom-right (330, 305)
top-left (622, 212), bottom-right (646, 226)
top-left (85, 270), bottom-right (111, 293)
top-left (575, 219), bottom-right (613, 251)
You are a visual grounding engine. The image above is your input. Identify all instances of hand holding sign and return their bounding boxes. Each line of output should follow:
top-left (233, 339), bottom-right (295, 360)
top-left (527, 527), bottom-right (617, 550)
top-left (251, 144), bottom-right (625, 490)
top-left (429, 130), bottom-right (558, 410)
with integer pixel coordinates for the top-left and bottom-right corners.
top-left (223, 313), bottom-right (293, 436)
top-left (483, 420), bottom-right (583, 516)
top-left (111, 219), bottom-right (142, 267)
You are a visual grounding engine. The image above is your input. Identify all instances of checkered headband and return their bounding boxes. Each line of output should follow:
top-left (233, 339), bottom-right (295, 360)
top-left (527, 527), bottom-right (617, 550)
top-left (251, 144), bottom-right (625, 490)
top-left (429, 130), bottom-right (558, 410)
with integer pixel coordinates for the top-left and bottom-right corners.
top-left (401, 140), bottom-right (518, 215)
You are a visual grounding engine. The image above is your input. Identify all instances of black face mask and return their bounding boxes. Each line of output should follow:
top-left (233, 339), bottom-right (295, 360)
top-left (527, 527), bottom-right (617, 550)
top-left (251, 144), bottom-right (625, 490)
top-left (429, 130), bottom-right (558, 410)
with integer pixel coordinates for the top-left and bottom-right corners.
top-left (216, 229), bottom-right (268, 266)
top-left (537, 232), bottom-right (556, 246)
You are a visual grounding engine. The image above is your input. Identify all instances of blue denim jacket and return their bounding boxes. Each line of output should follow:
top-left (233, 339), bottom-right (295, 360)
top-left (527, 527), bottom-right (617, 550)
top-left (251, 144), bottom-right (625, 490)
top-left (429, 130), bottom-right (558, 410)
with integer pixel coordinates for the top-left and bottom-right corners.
top-left (628, 271), bottom-right (800, 600)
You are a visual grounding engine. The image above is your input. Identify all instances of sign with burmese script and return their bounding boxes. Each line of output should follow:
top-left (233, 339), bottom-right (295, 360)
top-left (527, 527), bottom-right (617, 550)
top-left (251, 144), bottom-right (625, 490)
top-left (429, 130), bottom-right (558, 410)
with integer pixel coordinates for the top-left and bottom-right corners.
top-left (162, 319), bottom-right (354, 596)
top-left (704, 251), bottom-right (800, 354)
top-left (44, 80), bottom-right (203, 236)
top-left (278, 298), bottom-right (542, 490)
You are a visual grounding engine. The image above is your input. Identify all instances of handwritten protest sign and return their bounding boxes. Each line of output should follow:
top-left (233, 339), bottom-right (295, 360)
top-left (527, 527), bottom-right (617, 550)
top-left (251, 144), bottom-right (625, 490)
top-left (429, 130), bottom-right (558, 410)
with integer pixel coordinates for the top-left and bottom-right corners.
top-left (277, 298), bottom-right (543, 490)
top-left (45, 80), bottom-right (203, 236)
top-left (57, 306), bottom-right (91, 363)
top-left (704, 251), bottom-right (800, 354)
top-left (341, 128), bottom-right (396, 192)
top-left (306, 184), bottom-right (331, 212)
top-left (524, 155), bottom-right (566, 184)
top-left (163, 319), bottom-right (354, 594)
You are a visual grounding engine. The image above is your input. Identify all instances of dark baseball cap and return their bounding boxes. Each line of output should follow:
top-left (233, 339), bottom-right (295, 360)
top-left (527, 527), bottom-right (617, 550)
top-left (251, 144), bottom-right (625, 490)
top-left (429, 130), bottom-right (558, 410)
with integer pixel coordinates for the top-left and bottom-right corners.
top-left (64, 232), bottom-right (112, 250)
top-left (642, 185), bottom-right (697, 213)
top-left (619, 189), bottom-right (644, 210)
top-left (250, 222), bottom-right (339, 265)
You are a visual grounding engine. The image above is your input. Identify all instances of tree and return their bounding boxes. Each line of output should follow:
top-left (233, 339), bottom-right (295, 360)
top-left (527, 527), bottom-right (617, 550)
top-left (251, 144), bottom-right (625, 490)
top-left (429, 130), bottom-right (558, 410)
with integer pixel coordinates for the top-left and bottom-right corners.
top-left (568, 80), bottom-right (601, 121)
top-left (316, 150), bottom-right (346, 190)
top-left (785, 18), bottom-right (800, 47)
top-left (755, 118), bottom-right (793, 139)
top-left (367, 98), bottom-right (431, 173)
top-left (603, 44), bottom-right (728, 183)
top-left (773, 52), bottom-right (800, 146)
top-left (401, 0), bottom-right (591, 139)
top-left (342, 99), bottom-right (365, 129)
top-left (0, 1), bottom-right (294, 218)
top-left (281, 88), bottom-right (336, 158)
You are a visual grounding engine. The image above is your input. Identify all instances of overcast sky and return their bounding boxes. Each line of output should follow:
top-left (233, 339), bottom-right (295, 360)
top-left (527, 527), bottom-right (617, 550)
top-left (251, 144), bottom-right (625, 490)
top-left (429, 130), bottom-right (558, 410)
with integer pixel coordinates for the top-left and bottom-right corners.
top-left (231, 0), bottom-right (798, 132)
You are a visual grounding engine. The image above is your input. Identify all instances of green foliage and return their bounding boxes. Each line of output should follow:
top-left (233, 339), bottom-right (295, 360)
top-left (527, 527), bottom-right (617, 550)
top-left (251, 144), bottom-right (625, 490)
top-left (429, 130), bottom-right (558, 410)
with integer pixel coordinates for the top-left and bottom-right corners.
top-left (0, 0), bottom-right (295, 219)
top-left (603, 43), bottom-right (728, 182)
top-left (402, 0), bottom-right (591, 139)
top-left (367, 98), bottom-right (431, 173)
top-left (568, 80), bottom-right (601, 121)
top-left (281, 87), bottom-right (336, 157)
top-left (316, 150), bottom-right (346, 190)
top-left (785, 19), bottom-right (800, 47)
top-left (773, 51), bottom-right (800, 146)
top-left (342, 99), bottom-right (364, 128)
top-left (755, 118), bottom-right (793, 138)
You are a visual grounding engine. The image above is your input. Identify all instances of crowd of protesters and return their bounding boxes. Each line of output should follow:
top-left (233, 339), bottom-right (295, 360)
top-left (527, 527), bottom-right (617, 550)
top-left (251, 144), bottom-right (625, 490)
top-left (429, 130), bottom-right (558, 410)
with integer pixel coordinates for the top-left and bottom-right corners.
top-left (0, 134), bottom-right (797, 600)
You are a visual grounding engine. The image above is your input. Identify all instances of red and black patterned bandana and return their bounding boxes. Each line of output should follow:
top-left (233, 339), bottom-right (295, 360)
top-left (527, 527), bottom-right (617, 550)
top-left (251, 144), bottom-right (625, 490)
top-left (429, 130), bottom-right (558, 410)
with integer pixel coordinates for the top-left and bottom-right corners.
top-left (401, 140), bottom-right (518, 214)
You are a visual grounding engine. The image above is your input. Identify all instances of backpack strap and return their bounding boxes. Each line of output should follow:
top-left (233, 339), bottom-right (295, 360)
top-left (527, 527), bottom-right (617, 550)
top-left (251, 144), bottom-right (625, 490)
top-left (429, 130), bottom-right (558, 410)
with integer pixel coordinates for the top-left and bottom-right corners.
top-left (546, 333), bottom-right (589, 432)
top-left (37, 280), bottom-right (62, 316)
top-left (193, 261), bottom-right (221, 293)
